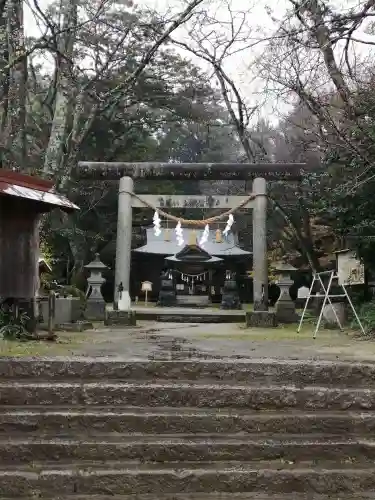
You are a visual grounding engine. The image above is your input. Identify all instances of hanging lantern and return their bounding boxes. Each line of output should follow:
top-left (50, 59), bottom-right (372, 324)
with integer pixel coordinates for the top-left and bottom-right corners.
top-left (216, 228), bottom-right (222, 243)
top-left (188, 230), bottom-right (197, 246)
top-left (164, 228), bottom-right (171, 241)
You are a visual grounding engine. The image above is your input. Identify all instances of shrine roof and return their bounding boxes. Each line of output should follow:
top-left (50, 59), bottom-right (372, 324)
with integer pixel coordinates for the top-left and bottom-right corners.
top-left (0, 169), bottom-right (79, 212)
top-left (133, 227), bottom-right (251, 257)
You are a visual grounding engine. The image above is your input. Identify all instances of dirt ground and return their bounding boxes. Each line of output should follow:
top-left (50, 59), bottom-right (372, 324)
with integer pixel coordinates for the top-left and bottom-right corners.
top-left (2, 321), bottom-right (375, 361)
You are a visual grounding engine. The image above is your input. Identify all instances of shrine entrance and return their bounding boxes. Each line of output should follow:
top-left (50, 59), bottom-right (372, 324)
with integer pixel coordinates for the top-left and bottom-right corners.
top-left (164, 240), bottom-right (222, 307)
top-left (74, 161), bottom-right (310, 312)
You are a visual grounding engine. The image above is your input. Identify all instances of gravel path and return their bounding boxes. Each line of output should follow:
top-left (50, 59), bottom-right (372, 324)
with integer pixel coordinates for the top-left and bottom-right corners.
top-left (63, 322), bottom-right (375, 362)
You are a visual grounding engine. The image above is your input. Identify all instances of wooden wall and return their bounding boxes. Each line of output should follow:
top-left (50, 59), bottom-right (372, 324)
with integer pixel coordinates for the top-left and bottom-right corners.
top-left (0, 197), bottom-right (40, 298)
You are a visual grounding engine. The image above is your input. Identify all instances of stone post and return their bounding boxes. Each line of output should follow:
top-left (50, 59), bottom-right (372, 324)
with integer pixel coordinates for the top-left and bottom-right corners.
top-left (114, 176), bottom-right (133, 311)
top-left (252, 177), bottom-right (268, 311)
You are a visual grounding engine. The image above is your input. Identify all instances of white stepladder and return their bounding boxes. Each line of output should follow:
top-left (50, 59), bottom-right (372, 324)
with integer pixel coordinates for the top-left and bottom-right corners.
top-left (297, 270), bottom-right (366, 338)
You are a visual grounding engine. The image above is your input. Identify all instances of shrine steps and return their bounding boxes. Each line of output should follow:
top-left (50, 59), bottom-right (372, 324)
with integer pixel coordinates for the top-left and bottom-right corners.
top-left (1, 358), bottom-right (375, 497)
top-left (132, 305), bottom-right (245, 322)
top-left (176, 295), bottom-right (212, 308)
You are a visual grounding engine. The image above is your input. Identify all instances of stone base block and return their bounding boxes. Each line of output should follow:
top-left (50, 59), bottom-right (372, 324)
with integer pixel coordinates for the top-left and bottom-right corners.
top-left (39, 297), bottom-right (81, 327)
top-left (58, 321), bottom-right (94, 332)
top-left (220, 295), bottom-right (242, 310)
top-left (253, 301), bottom-right (268, 311)
top-left (246, 311), bottom-right (278, 328)
top-left (85, 300), bottom-right (106, 321)
top-left (275, 302), bottom-right (300, 324)
top-left (105, 310), bottom-right (137, 327)
top-left (157, 291), bottom-right (177, 307)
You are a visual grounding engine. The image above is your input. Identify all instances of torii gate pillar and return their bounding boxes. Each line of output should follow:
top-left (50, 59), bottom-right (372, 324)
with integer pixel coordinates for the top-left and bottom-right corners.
top-left (114, 176), bottom-right (133, 310)
top-left (252, 177), bottom-right (268, 310)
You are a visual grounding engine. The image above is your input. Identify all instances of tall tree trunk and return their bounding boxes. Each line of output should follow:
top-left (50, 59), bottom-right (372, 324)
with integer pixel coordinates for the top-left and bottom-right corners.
top-left (0, 0), bottom-right (9, 162)
top-left (43, 0), bottom-right (77, 182)
top-left (4, 0), bottom-right (26, 171)
top-left (305, 0), bottom-right (353, 109)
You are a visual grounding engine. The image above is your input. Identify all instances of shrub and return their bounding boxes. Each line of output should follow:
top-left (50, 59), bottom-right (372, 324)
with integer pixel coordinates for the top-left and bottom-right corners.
top-left (351, 300), bottom-right (375, 335)
top-left (0, 306), bottom-right (32, 341)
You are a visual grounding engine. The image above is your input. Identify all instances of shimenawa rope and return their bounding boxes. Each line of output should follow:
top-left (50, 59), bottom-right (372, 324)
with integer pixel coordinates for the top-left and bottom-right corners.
top-left (126, 191), bottom-right (257, 227)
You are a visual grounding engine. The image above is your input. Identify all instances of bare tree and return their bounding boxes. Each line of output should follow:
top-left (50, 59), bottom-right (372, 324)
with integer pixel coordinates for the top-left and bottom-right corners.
top-left (170, 1), bottom-right (323, 268)
top-left (259, 0), bottom-right (375, 189)
top-left (40, 0), bottom-right (205, 187)
top-left (171, 1), bottom-right (269, 162)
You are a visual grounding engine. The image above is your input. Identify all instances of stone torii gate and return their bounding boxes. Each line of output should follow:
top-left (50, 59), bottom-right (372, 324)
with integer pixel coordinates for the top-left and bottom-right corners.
top-left (75, 162), bottom-right (308, 311)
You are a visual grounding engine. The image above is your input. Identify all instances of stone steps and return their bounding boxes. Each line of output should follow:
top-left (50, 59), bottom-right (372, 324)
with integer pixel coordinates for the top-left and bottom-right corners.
top-left (176, 295), bottom-right (212, 308)
top-left (1, 358), bottom-right (374, 387)
top-left (1, 463), bottom-right (375, 496)
top-left (1, 358), bottom-right (375, 497)
top-left (1, 435), bottom-right (375, 464)
top-left (1, 381), bottom-right (375, 409)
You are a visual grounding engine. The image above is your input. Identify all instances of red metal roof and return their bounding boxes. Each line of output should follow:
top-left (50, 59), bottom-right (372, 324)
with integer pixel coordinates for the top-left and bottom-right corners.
top-left (0, 169), bottom-right (79, 211)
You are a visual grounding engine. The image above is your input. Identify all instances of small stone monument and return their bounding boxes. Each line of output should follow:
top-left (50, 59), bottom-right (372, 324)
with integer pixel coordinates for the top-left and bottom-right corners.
top-left (322, 302), bottom-right (347, 329)
top-left (274, 262), bottom-right (299, 323)
top-left (84, 253), bottom-right (108, 321)
top-left (296, 285), bottom-right (309, 308)
top-left (220, 272), bottom-right (242, 310)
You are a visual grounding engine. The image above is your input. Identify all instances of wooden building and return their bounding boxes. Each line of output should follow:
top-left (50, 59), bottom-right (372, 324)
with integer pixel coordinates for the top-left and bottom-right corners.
top-left (131, 227), bottom-right (252, 304)
top-left (0, 169), bottom-right (78, 302)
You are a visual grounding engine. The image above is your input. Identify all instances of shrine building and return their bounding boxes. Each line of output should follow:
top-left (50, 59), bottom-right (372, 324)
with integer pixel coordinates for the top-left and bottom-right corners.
top-left (131, 227), bottom-right (252, 305)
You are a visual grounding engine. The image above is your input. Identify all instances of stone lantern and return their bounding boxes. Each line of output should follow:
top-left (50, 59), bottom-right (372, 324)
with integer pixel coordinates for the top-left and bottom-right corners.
top-left (84, 253), bottom-right (108, 320)
top-left (273, 261), bottom-right (299, 323)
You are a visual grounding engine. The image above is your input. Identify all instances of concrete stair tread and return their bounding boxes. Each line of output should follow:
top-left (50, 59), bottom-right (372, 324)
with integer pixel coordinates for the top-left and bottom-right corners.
top-left (3, 495), bottom-right (375, 500)
top-left (0, 434), bottom-right (373, 444)
top-left (4, 405), bottom-right (375, 414)
top-left (2, 407), bottom-right (375, 436)
top-left (1, 435), bottom-right (374, 465)
top-left (2, 380), bottom-right (375, 390)
top-left (4, 459), bottom-right (375, 471)
top-left (2, 358), bottom-right (375, 387)
top-left (0, 495), bottom-right (373, 499)
top-left (2, 381), bottom-right (375, 404)
top-left (1, 464), bottom-right (375, 496)
top-left (3, 383), bottom-right (375, 410)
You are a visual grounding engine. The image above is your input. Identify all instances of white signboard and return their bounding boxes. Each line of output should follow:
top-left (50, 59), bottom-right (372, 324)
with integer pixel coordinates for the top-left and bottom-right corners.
top-left (337, 250), bottom-right (365, 286)
top-left (297, 286), bottom-right (309, 299)
top-left (141, 281), bottom-right (153, 292)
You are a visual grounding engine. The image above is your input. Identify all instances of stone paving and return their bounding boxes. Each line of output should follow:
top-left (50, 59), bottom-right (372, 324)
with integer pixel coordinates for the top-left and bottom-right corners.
top-left (59, 321), bottom-right (375, 362)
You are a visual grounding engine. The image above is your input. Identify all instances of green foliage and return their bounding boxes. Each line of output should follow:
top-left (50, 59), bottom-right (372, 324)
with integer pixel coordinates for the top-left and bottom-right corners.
top-left (315, 83), bottom-right (375, 271)
top-left (40, 239), bottom-right (53, 266)
top-left (351, 301), bottom-right (375, 335)
top-left (0, 307), bottom-right (32, 341)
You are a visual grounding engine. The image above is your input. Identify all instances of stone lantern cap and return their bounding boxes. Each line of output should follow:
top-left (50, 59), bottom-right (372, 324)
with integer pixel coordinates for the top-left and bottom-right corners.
top-left (84, 253), bottom-right (108, 271)
top-left (273, 261), bottom-right (297, 272)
